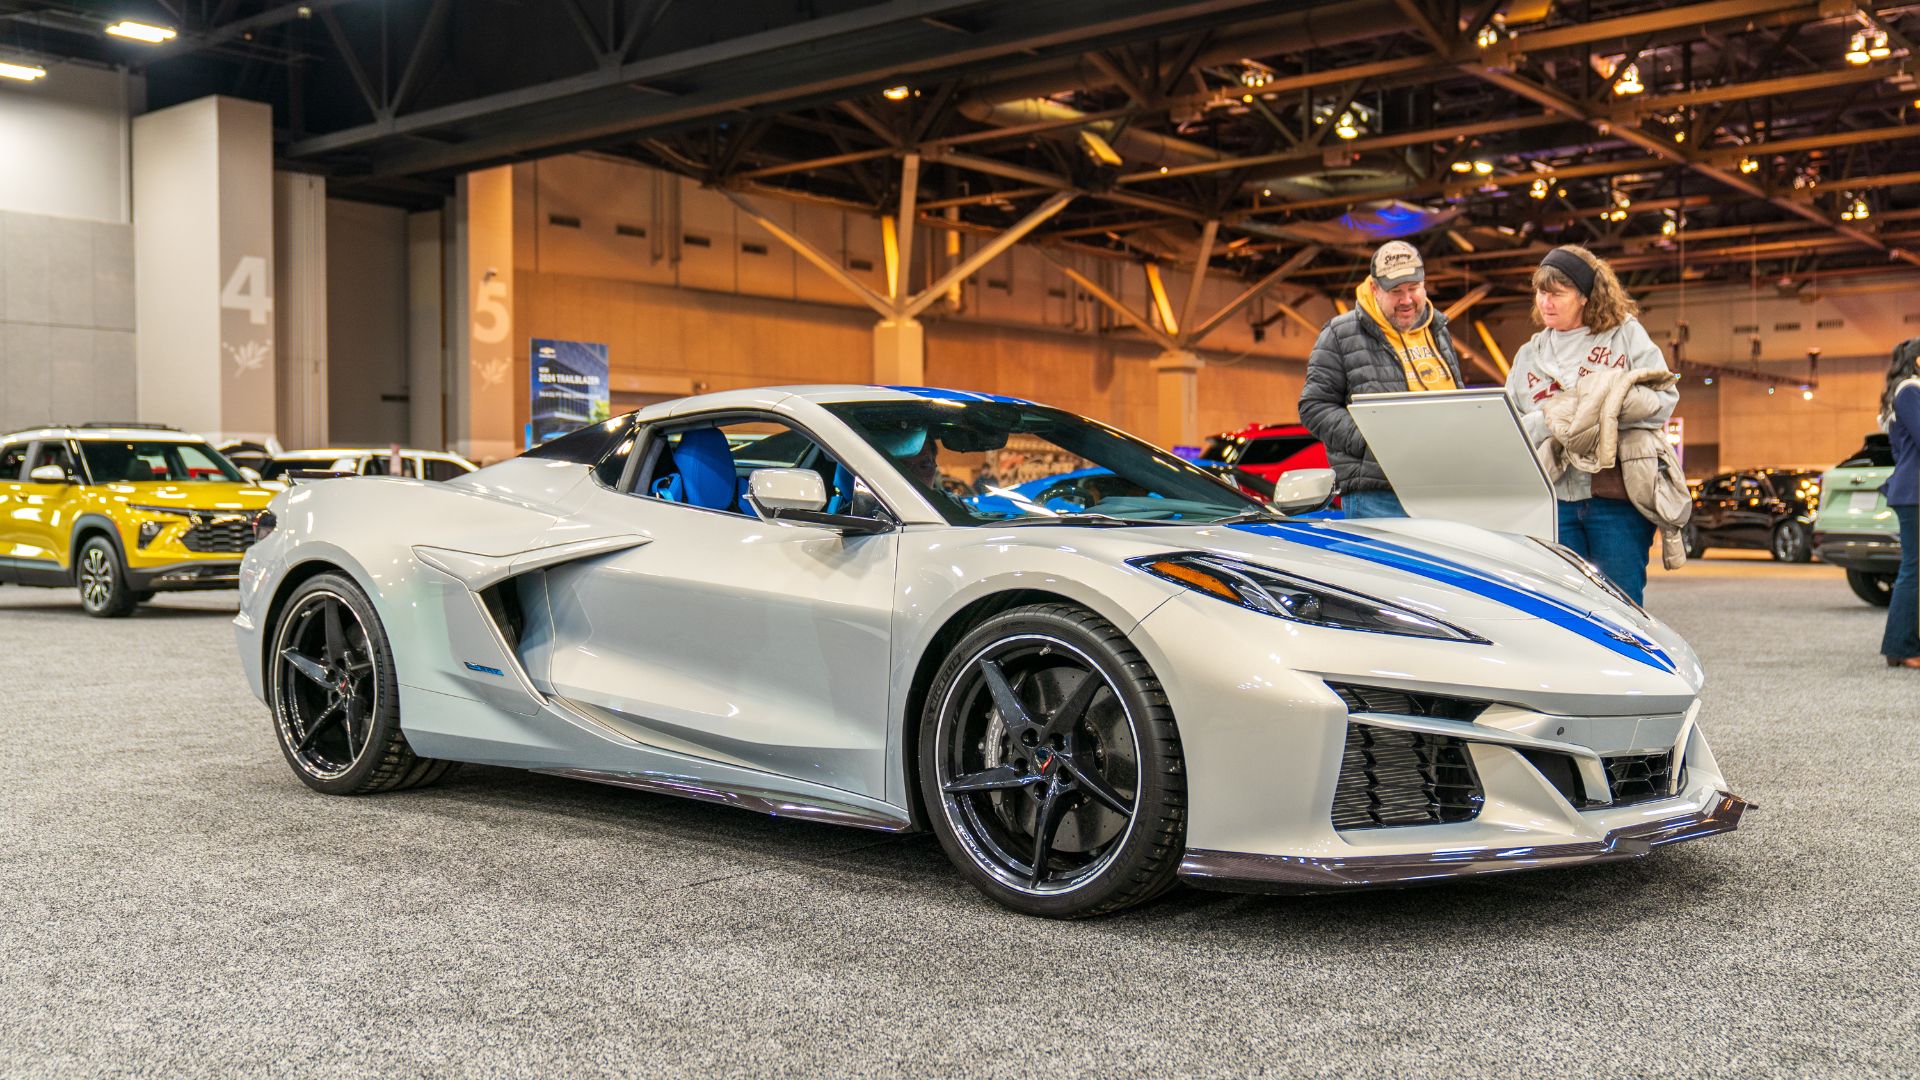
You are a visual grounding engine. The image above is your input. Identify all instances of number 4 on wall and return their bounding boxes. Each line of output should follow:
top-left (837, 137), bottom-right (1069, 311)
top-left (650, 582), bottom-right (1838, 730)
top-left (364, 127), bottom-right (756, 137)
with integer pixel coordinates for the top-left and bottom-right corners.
top-left (221, 255), bottom-right (273, 325)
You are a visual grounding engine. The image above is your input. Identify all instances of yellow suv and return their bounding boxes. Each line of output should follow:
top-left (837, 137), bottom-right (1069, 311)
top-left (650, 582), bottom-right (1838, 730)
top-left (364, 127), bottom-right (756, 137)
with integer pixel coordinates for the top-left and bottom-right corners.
top-left (0, 424), bottom-right (275, 617)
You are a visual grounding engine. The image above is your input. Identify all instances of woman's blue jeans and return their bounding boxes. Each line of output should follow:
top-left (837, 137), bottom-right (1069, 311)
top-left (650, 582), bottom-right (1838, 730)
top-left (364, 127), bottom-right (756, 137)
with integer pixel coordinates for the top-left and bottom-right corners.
top-left (1882, 504), bottom-right (1919, 661)
top-left (1557, 497), bottom-right (1656, 604)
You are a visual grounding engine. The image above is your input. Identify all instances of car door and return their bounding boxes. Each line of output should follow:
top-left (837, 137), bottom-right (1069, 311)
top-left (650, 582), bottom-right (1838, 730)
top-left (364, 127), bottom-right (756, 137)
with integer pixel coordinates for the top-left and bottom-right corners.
top-left (536, 412), bottom-right (901, 799)
top-left (0, 441), bottom-right (29, 582)
top-left (1693, 474), bottom-right (1734, 541)
top-left (1726, 474), bottom-right (1770, 546)
top-left (8, 440), bottom-right (86, 580)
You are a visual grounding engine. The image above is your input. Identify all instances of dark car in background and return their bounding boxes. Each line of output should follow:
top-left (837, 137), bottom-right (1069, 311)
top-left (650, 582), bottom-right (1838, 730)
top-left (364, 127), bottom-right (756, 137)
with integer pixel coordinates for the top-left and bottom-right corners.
top-left (1813, 433), bottom-right (1899, 606)
top-left (1683, 468), bottom-right (1823, 562)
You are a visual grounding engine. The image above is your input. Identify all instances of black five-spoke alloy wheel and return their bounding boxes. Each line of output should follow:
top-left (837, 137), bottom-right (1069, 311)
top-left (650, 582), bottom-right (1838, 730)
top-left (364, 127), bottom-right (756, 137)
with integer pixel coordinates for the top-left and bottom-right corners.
top-left (921, 603), bottom-right (1185, 918)
top-left (268, 573), bottom-right (455, 795)
top-left (76, 535), bottom-right (136, 618)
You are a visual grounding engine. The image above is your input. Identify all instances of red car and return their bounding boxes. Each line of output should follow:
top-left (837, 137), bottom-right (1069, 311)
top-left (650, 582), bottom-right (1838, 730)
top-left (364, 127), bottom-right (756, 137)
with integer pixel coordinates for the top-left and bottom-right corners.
top-left (1197, 422), bottom-right (1327, 498)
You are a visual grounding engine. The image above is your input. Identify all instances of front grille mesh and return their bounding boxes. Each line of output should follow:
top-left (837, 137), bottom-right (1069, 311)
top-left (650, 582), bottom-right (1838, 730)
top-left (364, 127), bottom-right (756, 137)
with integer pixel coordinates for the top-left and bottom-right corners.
top-left (181, 515), bottom-right (257, 554)
top-left (1331, 724), bottom-right (1484, 830)
top-left (1603, 751), bottom-right (1674, 805)
top-left (1330, 683), bottom-right (1491, 722)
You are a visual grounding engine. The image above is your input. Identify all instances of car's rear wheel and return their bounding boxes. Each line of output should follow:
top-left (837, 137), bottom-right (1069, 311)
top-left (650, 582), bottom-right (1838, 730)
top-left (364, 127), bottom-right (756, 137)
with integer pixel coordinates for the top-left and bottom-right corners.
top-left (1682, 523), bottom-right (1706, 560)
top-left (268, 573), bottom-right (457, 795)
top-left (1847, 569), bottom-right (1894, 607)
top-left (919, 603), bottom-right (1185, 918)
top-left (76, 536), bottom-right (136, 618)
top-left (1771, 521), bottom-right (1813, 563)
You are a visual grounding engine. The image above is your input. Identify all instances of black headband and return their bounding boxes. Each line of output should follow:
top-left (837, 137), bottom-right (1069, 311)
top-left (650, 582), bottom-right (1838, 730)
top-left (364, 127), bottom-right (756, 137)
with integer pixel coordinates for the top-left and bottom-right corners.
top-left (1540, 248), bottom-right (1596, 297)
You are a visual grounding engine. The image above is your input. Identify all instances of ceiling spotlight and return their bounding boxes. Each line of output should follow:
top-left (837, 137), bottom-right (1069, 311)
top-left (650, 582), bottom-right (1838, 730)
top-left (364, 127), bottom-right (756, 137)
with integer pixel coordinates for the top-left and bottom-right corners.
top-left (1704, 377), bottom-right (1714, 385)
top-left (1661, 218), bottom-right (1677, 236)
top-left (1869, 30), bottom-right (1891, 59)
top-left (1335, 111), bottom-right (1361, 139)
top-left (1262, 188), bottom-right (1273, 197)
top-left (1846, 31), bottom-right (1870, 64)
top-left (1851, 197), bottom-right (1870, 220)
top-left (0, 60), bottom-right (46, 81)
top-left (1739, 156), bottom-right (1760, 174)
top-left (1802, 387), bottom-right (1815, 400)
top-left (1450, 160), bottom-right (1474, 173)
top-left (105, 20), bottom-right (176, 43)
top-left (1530, 178), bottom-right (1550, 199)
top-left (1472, 160), bottom-right (1493, 175)
top-left (1476, 23), bottom-right (1503, 48)
top-left (881, 85), bottom-right (912, 101)
top-left (1673, 130), bottom-right (1686, 143)
top-left (1613, 62), bottom-right (1644, 95)
top-left (1557, 187), bottom-right (1568, 197)
top-left (1767, 386), bottom-right (1776, 396)
top-left (1239, 62), bottom-right (1273, 89)
top-left (1241, 93), bottom-right (1254, 104)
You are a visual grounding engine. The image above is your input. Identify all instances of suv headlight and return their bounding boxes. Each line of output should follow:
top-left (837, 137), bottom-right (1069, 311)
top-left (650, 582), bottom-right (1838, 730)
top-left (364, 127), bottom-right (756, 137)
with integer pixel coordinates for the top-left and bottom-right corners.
top-left (1531, 538), bottom-right (1646, 616)
top-left (1132, 553), bottom-right (1487, 643)
top-left (128, 504), bottom-right (190, 549)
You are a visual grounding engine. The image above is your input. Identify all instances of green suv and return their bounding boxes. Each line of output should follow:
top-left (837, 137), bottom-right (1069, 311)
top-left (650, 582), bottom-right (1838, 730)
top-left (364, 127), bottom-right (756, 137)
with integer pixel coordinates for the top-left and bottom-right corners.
top-left (1813, 433), bottom-right (1898, 606)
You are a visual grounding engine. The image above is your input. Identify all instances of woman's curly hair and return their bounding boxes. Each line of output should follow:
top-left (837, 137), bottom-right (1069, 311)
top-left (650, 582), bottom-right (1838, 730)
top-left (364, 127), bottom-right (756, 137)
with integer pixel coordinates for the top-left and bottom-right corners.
top-left (1530, 244), bottom-right (1640, 334)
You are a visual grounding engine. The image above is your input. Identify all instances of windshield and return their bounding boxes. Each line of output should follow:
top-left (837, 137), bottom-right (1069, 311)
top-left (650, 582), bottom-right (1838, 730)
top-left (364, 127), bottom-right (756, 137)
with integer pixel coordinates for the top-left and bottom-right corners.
top-left (79, 440), bottom-right (242, 483)
top-left (824, 400), bottom-right (1267, 525)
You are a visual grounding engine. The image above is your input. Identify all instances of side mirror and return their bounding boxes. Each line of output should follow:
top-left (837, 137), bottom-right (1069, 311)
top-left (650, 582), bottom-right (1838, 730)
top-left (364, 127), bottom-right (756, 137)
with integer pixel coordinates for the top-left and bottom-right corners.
top-left (240, 466), bottom-right (263, 484)
top-left (1271, 468), bottom-right (1335, 513)
top-left (747, 468), bottom-right (827, 514)
top-left (29, 464), bottom-right (70, 484)
top-left (746, 467), bottom-right (894, 535)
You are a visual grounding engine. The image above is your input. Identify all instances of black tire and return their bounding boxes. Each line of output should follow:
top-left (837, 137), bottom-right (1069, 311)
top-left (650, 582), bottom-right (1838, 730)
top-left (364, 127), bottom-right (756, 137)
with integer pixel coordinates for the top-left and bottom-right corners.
top-left (1847, 569), bottom-right (1894, 607)
top-left (1770, 521), bottom-right (1813, 563)
top-left (918, 602), bottom-right (1185, 918)
top-left (1682, 523), bottom-right (1706, 560)
top-left (132, 590), bottom-right (156, 604)
top-left (76, 536), bottom-right (136, 617)
top-left (267, 572), bottom-right (458, 795)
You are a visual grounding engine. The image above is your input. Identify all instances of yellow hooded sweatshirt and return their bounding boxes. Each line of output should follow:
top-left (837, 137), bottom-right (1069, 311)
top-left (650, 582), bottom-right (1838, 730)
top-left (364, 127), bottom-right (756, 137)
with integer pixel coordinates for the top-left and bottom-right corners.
top-left (1355, 281), bottom-right (1457, 391)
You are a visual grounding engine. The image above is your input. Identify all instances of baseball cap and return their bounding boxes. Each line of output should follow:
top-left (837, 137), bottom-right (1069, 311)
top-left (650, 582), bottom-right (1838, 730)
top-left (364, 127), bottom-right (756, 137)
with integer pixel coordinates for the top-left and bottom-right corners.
top-left (1369, 240), bottom-right (1425, 287)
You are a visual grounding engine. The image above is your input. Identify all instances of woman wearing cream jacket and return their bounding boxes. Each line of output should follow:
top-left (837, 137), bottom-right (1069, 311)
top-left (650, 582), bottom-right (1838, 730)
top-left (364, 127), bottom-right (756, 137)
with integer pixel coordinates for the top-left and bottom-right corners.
top-left (1506, 245), bottom-right (1677, 604)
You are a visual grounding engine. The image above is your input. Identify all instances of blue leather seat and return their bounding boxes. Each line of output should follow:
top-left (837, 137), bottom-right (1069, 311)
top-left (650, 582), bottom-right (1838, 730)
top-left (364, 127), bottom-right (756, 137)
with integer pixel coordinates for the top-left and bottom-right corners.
top-left (826, 463), bottom-right (855, 514)
top-left (650, 427), bottom-right (740, 512)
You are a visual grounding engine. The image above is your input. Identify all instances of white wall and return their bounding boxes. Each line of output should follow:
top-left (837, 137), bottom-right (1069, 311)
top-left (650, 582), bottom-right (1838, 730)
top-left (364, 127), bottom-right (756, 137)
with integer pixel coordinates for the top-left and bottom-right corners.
top-left (0, 61), bottom-right (137, 225)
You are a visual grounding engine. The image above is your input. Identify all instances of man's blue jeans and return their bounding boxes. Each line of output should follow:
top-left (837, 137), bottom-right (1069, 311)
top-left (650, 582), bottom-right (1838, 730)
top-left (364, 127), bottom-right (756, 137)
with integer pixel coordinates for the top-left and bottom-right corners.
top-left (1342, 489), bottom-right (1407, 519)
top-left (1881, 504), bottom-right (1919, 662)
top-left (1557, 497), bottom-right (1655, 604)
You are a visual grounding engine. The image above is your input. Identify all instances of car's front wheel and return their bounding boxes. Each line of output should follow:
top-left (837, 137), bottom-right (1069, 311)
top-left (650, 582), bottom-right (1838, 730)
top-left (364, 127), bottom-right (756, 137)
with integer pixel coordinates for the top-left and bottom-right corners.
top-left (919, 603), bottom-right (1185, 918)
top-left (268, 572), bottom-right (457, 795)
top-left (1847, 569), bottom-right (1894, 607)
top-left (1682, 522), bottom-right (1706, 560)
top-left (1771, 520), bottom-right (1813, 563)
top-left (76, 536), bottom-right (136, 618)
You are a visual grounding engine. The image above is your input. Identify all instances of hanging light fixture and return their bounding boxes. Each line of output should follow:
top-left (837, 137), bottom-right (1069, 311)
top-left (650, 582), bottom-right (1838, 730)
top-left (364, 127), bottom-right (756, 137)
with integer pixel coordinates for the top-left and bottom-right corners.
top-left (105, 20), bottom-right (176, 43)
top-left (1613, 62), bottom-right (1644, 95)
top-left (1472, 160), bottom-right (1494, 175)
top-left (1334, 112), bottom-right (1361, 139)
top-left (0, 59), bottom-right (46, 81)
top-left (1868, 30), bottom-right (1891, 59)
top-left (1530, 178), bottom-right (1550, 199)
top-left (881, 85), bottom-right (912, 101)
top-left (1239, 61), bottom-right (1273, 88)
top-left (1450, 160), bottom-right (1474, 173)
top-left (1846, 31), bottom-right (1871, 64)
top-left (1476, 23), bottom-right (1503, 48)
top-left (1739, 156), bottom-right (1760, 174)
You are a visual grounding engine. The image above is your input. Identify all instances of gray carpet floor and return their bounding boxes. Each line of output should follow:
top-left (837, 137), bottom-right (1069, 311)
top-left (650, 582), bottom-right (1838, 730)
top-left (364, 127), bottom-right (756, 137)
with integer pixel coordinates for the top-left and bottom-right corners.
top-left (1, 565), bottom-right (1915, 1077)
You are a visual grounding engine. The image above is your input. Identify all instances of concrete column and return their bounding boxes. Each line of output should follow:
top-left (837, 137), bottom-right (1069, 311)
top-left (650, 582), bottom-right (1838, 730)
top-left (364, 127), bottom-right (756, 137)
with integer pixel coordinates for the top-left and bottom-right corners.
top-left (273, 172), bottom-right (327, 448)
top-left (873, 317), bottom-right (925, 385)
top-left (1151, 350), bottom-right (1204, 450)
top-left (407, 209), bottom-right (445, 449)
top-left (132, 96), bottom-right (276, 441)
top-left (448, 167), bottom-right (516, 463)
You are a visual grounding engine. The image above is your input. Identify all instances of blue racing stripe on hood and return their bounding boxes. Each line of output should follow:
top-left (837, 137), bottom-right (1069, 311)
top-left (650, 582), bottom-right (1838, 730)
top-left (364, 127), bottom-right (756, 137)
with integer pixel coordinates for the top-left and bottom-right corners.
top-left (1230, 521), bottom-right (1676, 672)
top-left (883, 385), bottom-right (1031, 404)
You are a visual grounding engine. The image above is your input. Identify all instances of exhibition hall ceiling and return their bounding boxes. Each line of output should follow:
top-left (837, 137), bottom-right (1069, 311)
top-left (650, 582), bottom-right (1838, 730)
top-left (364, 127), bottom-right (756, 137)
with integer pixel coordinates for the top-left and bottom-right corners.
top-left (7, 0), bottom-right (1920, 305)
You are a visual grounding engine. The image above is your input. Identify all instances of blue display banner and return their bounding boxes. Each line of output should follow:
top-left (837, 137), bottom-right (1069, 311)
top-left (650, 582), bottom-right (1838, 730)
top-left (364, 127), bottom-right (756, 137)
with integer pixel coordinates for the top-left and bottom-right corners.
top-left (529, 339), bottom-right (610, 448)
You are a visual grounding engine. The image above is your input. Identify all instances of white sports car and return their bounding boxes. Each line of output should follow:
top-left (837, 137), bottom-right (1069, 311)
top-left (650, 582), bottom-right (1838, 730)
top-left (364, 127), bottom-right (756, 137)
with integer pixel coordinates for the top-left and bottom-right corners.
top-left (233, 385), bottom-right (1746, 918)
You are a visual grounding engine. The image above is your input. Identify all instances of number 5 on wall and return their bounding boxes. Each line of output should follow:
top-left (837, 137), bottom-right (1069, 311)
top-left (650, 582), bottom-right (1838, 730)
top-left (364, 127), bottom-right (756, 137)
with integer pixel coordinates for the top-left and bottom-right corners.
top-left (472, 277), bottom-right (510, 345)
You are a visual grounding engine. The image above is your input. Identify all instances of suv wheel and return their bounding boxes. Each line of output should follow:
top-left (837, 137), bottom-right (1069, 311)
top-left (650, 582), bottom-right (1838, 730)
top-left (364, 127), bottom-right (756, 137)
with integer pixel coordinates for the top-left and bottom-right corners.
top-left (1682, 523), bottom-right (1706, 560)
top-left (1770, 521), bottom-right (1812, 563)
top-left (1846, 569), bottom-right (1894, 607)
top-left (76, 536), bottom-right (137, 618)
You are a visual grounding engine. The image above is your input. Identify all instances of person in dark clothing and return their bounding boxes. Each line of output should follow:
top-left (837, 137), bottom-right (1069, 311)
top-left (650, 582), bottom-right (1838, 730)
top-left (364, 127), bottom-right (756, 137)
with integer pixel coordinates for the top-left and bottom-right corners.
top-left (1298, 241), bottom-right (1465, 518)
top-left (1879, 337), bottom-right (1920, 668)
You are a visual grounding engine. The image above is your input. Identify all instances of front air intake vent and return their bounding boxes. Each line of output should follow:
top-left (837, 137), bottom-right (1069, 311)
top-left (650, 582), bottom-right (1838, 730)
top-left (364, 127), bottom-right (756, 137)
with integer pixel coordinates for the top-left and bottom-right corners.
top-left (1329, 682), bottom-right (1490, 722)
top-left (1330, 724), bottom-right (1484, 830)
top-left (1603, 751), bottom-right (1675, 805)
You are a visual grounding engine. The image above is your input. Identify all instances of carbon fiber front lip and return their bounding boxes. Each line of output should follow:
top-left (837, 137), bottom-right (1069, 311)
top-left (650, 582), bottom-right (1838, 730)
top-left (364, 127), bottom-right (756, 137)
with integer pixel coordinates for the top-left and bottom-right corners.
top-left (1178, 791), bottom-right (1748, 894)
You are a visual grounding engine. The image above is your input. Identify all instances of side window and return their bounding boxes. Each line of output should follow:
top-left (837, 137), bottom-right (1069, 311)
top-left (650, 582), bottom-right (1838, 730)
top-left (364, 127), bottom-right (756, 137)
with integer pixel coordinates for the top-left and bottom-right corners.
top-left (1736, 477), bottom-right (1763, 502)
top-left (1700, 476), bottom-right (1735, 499)
top-left (636, 416), bottom-right (867, 518)
top-left (423, 458), bottom-right (469, 482)
top-left (25, 442), bottom-right (76, 479)
top-left (0, 442), bottom-right (29, 480)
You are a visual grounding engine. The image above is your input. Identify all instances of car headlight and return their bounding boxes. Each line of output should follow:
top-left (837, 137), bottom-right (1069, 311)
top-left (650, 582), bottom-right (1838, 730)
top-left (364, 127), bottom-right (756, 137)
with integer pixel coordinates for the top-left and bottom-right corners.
top-left (1131, 553), bottom-right (1487, 643)
top-left (128, 504), bottom-right (190, 549)
top-left (1531, 538), bottom-right (1646, 616)
top-left (254, 510), bottom-right (276, 542)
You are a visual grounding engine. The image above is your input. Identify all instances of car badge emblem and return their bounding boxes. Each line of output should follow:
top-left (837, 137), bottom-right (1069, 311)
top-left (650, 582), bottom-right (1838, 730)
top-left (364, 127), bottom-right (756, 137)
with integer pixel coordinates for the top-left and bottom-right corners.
top-left (1032, 746), bottom-right (1055, 773)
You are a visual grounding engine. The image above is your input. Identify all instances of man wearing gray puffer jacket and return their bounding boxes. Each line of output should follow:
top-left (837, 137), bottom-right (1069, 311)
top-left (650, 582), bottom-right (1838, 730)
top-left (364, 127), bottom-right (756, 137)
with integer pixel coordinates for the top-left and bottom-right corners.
top-left (1298, 241), bottom-right (1466, 518)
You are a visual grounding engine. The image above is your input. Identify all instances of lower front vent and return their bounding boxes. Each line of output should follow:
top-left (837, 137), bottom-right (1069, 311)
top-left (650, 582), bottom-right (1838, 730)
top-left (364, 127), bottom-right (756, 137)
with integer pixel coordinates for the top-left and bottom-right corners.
top-left (1603, 751), bottom-right (1675, 805)
top-left (1331, 723), bottom-right (1484, 831)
